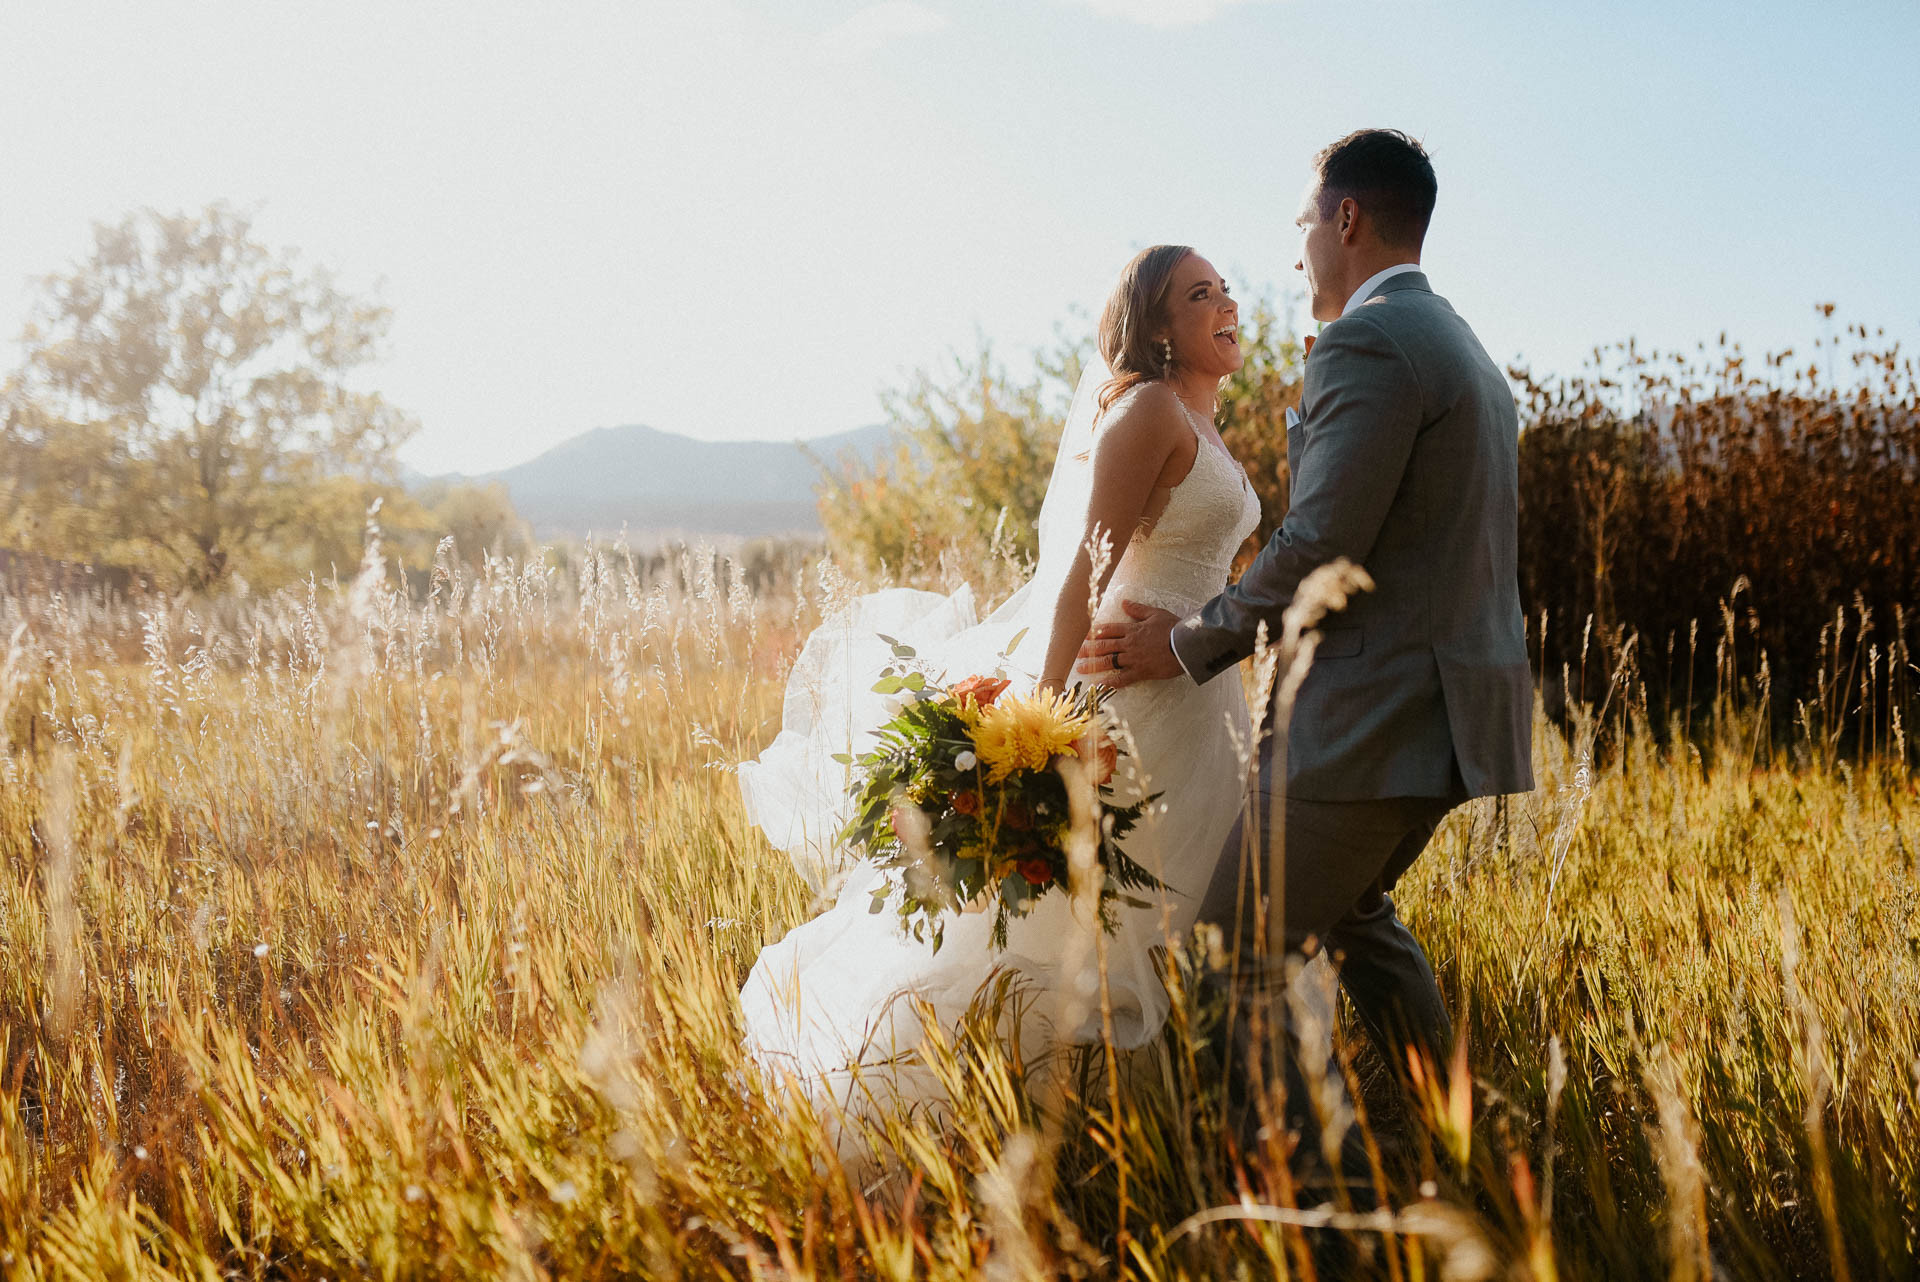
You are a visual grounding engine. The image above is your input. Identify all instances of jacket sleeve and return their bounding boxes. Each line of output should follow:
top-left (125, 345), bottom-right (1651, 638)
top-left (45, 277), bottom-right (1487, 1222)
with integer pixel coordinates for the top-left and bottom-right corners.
top-left (1170, 313), bottom-right (1422, 683)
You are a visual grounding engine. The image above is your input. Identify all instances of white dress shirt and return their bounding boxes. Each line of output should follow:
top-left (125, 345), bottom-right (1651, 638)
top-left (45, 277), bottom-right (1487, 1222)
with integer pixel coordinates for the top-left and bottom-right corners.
top-left (1341, 262), bottom-right (1422, 317)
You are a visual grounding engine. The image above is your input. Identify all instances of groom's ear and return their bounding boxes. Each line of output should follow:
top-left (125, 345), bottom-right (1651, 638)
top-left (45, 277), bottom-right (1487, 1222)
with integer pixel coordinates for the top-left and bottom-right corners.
top-left (1337, 196), bottom-right (1360, 244)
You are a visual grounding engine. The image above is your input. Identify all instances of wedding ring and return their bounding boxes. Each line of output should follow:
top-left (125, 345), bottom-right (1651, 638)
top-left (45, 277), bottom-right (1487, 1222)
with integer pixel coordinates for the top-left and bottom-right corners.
top-left (1112, 653), bottom-right (1125, 671)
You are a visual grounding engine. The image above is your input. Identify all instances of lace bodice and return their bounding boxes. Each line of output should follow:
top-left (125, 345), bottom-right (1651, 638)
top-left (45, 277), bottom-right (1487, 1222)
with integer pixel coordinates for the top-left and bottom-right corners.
top-left (1098, 404), bottom-right (1261, 622)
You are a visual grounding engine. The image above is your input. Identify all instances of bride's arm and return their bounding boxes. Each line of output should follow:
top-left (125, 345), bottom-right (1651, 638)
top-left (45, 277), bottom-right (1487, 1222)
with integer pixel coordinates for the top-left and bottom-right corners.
top-left (1036, 386), bottom-right (1191, 692)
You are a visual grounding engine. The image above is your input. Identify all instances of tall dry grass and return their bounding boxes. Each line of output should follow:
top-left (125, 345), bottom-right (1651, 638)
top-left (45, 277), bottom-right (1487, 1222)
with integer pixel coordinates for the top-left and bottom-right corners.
top-left (0, 529), bottom-right (1915, 1279)
top-left (1515, 319), bottom-right (1919, 764)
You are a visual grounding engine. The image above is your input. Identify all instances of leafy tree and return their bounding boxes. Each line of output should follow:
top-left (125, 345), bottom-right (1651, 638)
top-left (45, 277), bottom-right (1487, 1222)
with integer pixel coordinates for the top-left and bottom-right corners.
top-left (817, 339), bottom-right (1075, 581)
top-left (0, 204), bottom-right (417, 588)
top-left (407, 479), bottom-right (532, 570)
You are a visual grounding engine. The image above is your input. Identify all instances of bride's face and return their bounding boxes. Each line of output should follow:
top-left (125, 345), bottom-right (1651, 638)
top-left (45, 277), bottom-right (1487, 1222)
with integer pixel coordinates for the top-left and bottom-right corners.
top-left (1159, 254), bottom-right (1241, 381)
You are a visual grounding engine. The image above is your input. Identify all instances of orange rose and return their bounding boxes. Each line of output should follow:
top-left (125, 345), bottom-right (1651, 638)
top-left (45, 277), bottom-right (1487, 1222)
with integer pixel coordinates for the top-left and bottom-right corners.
top-left (1070, 728), bottom-right (1119, 786)
top-left (951, 674), bottom-right (1011, 710)
top-left (1093, 735), bottom-right (1118, 786)
top-left (952, 789), bottom-right (981, 816)
top-left (1016, 858), bottom-right (1056, 886)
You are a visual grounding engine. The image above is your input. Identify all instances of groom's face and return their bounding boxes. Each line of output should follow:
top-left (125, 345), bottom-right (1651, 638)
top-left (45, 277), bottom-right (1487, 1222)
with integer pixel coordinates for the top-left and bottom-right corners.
top-left (1295, 179), bottom-right (1345, 323)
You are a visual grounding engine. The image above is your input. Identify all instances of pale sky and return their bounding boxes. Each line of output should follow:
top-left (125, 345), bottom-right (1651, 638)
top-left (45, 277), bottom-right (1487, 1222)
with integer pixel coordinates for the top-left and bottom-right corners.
top-left (3, 0), bottom-right (1916, 475)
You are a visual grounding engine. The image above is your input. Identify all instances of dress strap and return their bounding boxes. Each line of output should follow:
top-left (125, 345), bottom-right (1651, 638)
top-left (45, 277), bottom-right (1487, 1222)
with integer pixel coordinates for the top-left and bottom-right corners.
top-left (1172, 395), bottom-right (1214, 439)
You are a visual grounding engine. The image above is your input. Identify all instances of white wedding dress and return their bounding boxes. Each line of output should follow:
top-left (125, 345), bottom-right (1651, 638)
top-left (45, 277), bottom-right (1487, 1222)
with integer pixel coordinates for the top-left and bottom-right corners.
top-left (738, 379), bottom-right (1262, 1133)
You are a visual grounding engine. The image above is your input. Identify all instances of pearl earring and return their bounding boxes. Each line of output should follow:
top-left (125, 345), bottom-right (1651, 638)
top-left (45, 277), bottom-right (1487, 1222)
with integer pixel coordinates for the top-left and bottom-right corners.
top-left (1159, 338), bottom-right (1174, 375)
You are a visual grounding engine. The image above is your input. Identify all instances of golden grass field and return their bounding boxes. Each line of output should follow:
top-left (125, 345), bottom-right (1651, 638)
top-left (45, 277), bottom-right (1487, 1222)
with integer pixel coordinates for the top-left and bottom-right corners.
top-left (1, 540), bottom-right (1915, 1280)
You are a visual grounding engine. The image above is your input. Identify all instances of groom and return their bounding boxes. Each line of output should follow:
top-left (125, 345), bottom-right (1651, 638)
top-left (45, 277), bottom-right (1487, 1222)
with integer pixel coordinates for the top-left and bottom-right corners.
top-left (1077, 129), bottom-right (1534, 1149)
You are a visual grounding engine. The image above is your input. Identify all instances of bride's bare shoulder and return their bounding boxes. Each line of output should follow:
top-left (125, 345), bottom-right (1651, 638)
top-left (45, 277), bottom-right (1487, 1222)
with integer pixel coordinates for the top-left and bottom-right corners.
top-left (1096, 380), bottom-right (1186, 451)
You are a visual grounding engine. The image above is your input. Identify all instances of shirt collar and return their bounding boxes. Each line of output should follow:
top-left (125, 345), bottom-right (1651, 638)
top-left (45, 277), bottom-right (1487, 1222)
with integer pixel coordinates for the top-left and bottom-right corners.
top-left (1340, 262), bottom-right (1422, 318)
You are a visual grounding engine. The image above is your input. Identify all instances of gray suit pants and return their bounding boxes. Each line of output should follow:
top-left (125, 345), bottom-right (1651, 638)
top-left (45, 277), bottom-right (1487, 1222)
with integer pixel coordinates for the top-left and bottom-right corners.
top-left (1196, 776), bottom-right (1461, 1078)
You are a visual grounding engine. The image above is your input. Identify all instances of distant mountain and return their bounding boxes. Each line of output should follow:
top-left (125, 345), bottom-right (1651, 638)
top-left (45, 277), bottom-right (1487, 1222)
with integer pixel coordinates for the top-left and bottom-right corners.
top-left (434, 423), bottom-right (894, 543)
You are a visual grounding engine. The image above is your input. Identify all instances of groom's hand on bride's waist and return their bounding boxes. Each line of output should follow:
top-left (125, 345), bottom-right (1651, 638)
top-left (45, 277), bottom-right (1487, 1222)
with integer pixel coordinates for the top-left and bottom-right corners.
top-left (1075, 600), bottom-right (1183, 690)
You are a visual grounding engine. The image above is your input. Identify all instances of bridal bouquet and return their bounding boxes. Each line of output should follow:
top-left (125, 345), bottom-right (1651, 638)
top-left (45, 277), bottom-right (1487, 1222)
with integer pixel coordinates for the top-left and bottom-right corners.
top-left (837, 638), bottom-right (1162, 952)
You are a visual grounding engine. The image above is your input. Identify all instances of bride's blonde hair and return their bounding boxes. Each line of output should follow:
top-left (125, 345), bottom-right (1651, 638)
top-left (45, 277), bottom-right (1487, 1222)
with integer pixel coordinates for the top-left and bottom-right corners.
top-left (1096, 244), bottom-right (1193, 415)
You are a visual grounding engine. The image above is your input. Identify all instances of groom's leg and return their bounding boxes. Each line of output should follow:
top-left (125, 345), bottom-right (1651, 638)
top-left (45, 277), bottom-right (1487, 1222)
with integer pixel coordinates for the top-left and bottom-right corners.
top-left (1193, 791), bottom-right (1448, 979)
top-left (1195, 787), bottom-right (1458, 1174)
top-left (1321, 812), bottom-right (1455, 1083)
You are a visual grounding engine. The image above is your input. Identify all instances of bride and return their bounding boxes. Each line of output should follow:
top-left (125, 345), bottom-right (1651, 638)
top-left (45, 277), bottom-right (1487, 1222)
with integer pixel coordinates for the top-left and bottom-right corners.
top-left (738, 245), bottom-right (1261, 1130)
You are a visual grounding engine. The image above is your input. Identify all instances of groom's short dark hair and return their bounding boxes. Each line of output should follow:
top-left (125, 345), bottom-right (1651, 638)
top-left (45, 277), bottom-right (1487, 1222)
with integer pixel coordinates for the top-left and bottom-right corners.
top-left (1313, 129), bottom-right (1437, 250)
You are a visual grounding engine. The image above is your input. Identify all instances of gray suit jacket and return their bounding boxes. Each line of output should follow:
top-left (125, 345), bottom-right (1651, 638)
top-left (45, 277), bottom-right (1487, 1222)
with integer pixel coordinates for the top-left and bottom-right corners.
top-left (1170, 272), bottom-right (1534, 801)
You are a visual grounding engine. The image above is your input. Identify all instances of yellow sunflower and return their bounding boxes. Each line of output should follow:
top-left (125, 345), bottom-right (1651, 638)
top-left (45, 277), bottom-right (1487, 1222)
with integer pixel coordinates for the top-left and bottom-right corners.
top-left (970, 689), bottom-right (1093, 782)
